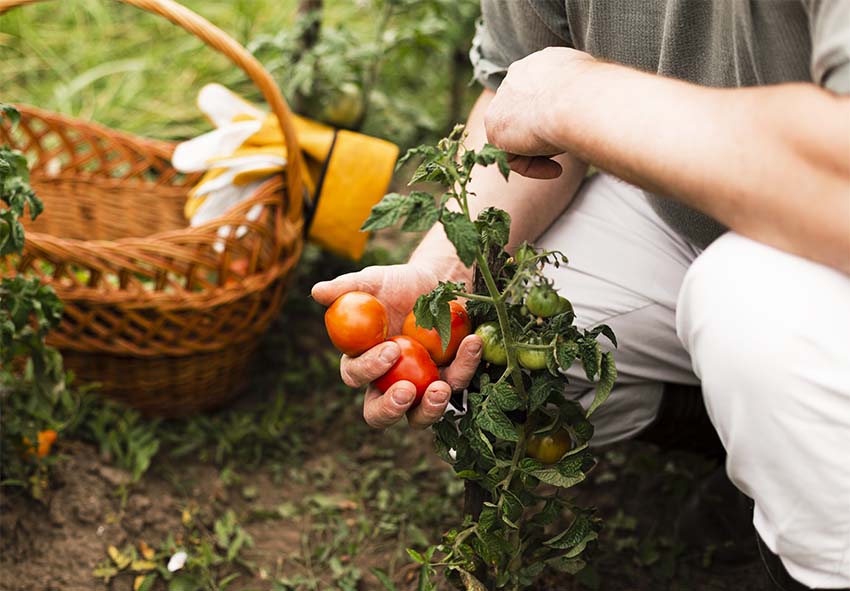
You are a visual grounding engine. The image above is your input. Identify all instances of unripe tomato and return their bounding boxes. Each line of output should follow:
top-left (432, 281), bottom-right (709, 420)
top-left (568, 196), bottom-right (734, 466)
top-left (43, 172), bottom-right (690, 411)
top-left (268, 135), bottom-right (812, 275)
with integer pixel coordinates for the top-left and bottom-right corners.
top-left (526, 428), bottom-right (573, 464)
top-left (374, 336), bottom-right (440, 405)
top-left (556, 296), bottom-right (573, 315)
top-left (517, 339), bottom-right (549, 370)
top-left (402, 301), bottom-right (471, 366)
top-left (324, 291), bottom-right (389, 357)
top-left (475, 322), bottom-right (508, 365)
top-left (526, 285), bottom-right (560, 317)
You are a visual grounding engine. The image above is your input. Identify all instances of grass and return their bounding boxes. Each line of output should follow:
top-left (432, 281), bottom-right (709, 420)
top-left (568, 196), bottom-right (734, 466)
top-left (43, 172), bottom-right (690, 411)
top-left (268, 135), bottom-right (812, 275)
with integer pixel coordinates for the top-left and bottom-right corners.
top-left (0, 0), bottom-right (477, 145)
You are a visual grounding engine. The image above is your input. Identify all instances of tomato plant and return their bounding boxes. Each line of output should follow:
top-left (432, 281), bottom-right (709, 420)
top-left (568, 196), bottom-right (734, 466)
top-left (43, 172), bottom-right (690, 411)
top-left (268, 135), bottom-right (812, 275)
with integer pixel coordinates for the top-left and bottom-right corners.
top-left (363, 126), bottom-right (618, 590)
top-left (526, 428), bottom-right (573, 464)
top-left (403, 300), bottom-right (471, 366)
top-left (373, 335), bottom-right (440, 404)
top-left (324, 291), bottom-right (389, 357)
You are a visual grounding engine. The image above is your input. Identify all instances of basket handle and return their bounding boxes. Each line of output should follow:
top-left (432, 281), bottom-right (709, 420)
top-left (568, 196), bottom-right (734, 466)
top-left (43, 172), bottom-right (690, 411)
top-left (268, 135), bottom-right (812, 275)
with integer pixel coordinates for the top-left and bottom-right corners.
top-left (0, 0), bottom-right (305, 220)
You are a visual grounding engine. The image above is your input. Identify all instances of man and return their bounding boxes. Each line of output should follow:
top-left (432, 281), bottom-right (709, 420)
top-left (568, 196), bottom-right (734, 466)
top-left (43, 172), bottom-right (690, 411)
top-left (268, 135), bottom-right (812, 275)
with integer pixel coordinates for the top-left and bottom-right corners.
top-left (313, 2), bottom-right (850, 589)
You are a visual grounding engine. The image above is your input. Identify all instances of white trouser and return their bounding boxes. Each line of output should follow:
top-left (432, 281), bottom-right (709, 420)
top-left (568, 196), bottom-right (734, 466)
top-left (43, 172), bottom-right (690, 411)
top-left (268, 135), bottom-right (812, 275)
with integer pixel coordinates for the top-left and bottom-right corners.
top-left (536, 173), bottom-right (850, 588)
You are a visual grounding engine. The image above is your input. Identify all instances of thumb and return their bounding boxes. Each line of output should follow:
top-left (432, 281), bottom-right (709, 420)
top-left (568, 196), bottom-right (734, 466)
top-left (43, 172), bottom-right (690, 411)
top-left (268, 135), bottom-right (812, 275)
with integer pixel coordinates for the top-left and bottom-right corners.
top-left (311, 268), bottom-right (381, 305)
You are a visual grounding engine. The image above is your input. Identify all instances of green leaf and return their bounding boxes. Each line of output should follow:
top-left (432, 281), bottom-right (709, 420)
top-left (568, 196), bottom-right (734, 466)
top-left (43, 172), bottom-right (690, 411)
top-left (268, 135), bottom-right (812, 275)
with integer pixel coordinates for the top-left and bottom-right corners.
top-left (586, 352), bottom-right (616, 418)
top-left (406, 548), bottom-right (426, 564)
top-left (475, 208), bottom-right (510, 249)
top-left (500, 490), bottom-right (523, 523)
top-left (475, 404), bottom-right (518, 442)
top-left (0, 103), bottom-right (20, 126)
top-left (168, 574), bottom-right (202, 591)
top-left (361, 193), bottom-right (411, 231)
top-left (530, 467), bottom-right (586, 489)
top-left (441, 211), bottom-right (479, 266)
top-left (543, 511), bottom-right (598, 557)
top-left (528, 373), bottom-right (561, 412)
top-left (589, 323), bottom-right (617, 348)
top-left (547, 556), bottom-right (586, 575)
top-left (412, 282), bottom-right (463, 349)
top-left (370, 568), bottom-right (400, 591)
top-left (556, 339), bottom-right (580, 373)
top-left (483, 382), bottom-right (522, 412)
top-left (475, 144), bottom-right (510, 180)
top-left (400, 191), bottom-right (440, 232)
top-left (577, 337), bottom-right (602, 381)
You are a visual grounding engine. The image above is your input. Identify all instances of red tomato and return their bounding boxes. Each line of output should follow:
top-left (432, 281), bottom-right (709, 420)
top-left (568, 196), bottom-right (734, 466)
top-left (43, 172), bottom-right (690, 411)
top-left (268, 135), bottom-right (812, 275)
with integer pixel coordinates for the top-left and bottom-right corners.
top-left (374, 336), bottom-right (440, 405)
top-left (401, 301), bottom-right (472, 366)
top-left (324, 291), bottom-right (389, 357)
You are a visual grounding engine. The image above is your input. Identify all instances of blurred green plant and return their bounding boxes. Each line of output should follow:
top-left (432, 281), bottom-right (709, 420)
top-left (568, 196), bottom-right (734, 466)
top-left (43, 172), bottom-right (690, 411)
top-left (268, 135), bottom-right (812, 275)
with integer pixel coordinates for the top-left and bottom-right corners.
top-left (0, 103), bottom-right (80, 499)
top-left (248, 0), bottom-right (479, 146)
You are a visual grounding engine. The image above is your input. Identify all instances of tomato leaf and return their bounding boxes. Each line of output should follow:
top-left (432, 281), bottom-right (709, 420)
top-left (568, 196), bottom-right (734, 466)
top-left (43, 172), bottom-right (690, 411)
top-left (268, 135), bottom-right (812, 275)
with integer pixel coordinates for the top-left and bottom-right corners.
top-left (361, 192), bottom-right (411, 230)
top-left (475, 404), bottom-right (518, 442)
top-left (529, 373), bottom-right (562, 413)
top-left (474, 144), bottom-right (511, 180)
top-left (586, 352), bottom-right (616, 418)
top-left (400, 191), bottom-right (440, 232)
top-left (556, 339), bottom-right (580, 373)
top-left (441, 211), bottom-right (479, 266)
top-left (577, 337), bottom-right (602, 381)
top-left (543, 511), bottom-right (598, 555)
top-left (475, 207), bottom-right (511, 249)
top-left (484, 381), bottom-right (522, 412)
top-left (413, 282), bottom-right (463, 349)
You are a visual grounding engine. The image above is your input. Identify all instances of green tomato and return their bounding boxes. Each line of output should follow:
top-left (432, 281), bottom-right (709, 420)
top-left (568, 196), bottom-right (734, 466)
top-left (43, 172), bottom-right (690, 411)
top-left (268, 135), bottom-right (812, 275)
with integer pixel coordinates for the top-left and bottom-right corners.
top-left (517, 339), bottom-right (549, 370)
top-left (526, 285), bottom-right (560, 317)
top-left (321, 82), bottom-right (364, 129)
top-left (526, 428), bottom-right (573, 464)
top-left (556, 296), bottom-right (573, 315)
top-left (475, 321), bottom-right (507, 365)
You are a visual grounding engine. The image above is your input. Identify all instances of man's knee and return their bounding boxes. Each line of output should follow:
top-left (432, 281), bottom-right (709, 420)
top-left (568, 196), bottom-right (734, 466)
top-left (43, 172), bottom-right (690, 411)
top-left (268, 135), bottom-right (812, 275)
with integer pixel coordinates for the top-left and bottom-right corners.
top-left (675, 235), bottom-right (789, 424)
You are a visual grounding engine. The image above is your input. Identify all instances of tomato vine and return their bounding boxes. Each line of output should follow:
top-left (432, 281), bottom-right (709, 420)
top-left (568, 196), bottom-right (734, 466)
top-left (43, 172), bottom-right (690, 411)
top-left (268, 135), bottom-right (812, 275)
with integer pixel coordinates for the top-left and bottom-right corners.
top-left (362, 126), bottom-right (618, 590)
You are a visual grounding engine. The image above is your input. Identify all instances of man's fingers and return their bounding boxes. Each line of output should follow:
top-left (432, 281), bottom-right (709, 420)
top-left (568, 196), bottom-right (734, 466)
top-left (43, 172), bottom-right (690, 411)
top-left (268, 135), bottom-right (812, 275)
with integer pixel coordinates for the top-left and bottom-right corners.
top-left (407, 382), bottom-right (452, 430)
top-left (442, 334), bottom-right (483, 391)
top-left (507, 154), bottom-right (563, 179)
top-left (340, 341), bottom-right (400, 388)
top-left (363, 381), bottom-right (416, 429)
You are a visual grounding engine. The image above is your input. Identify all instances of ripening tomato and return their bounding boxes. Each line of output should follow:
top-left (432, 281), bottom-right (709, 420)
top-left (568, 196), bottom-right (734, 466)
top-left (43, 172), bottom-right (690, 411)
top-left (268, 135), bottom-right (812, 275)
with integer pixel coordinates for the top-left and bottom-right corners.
top-left (23, 429), bottom-right (58, 460)
top-left (475, 322), bottom-right (508, 365)
top-left (526, 428), bottom-right (573, 464)
top-left (324, 291), bottom-right (389, 357)
top-left (402, 301), bottom-right (471, 366)
top-left (373, 336), bottom-right (440, 405)
top-left (556, 296), bottom-right (573, 316)
top-left (526, 285), bottom-right (561, 318)
top-left (517, 338), bottom-right (550, 370)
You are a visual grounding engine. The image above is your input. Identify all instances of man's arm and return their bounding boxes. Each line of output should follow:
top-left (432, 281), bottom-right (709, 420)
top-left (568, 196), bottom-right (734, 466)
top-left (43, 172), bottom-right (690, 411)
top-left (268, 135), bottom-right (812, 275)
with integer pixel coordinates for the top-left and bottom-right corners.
top-left (486, 48), bottom-right (850, 273)
top-left (409, 88), bottom-right (588, 282)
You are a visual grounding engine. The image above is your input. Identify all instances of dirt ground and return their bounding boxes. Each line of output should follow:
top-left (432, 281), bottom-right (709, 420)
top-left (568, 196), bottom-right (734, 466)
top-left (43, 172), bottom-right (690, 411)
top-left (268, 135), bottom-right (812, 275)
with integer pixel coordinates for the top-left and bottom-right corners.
top-left (0, 252), bottom-right (768, 591)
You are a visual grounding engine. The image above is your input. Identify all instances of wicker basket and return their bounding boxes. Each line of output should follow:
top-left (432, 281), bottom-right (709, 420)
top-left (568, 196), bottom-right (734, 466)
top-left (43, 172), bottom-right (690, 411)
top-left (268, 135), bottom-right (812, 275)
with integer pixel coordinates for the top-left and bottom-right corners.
top-left (0, 0), bottom-right (306, 416)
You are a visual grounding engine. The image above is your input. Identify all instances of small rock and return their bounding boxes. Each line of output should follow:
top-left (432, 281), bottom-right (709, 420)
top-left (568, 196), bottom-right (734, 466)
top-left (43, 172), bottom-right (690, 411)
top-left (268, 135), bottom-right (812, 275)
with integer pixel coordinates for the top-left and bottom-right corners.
top-left (97, 466), bottom-right (132, 487)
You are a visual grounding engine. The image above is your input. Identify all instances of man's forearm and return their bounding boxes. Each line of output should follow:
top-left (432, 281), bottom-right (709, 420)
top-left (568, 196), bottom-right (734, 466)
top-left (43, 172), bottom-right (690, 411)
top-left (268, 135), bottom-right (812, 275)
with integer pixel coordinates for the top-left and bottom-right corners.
top-left (549, 63), bottom-right (850, 272)
top-left (410, 89), bottom-right (588, 282)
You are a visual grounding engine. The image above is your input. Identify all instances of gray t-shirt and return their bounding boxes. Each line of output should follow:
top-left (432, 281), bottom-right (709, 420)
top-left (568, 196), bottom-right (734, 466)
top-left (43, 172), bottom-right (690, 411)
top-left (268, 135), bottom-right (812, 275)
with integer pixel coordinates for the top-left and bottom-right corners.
top-left (471, 0), bottom-right (850, 248)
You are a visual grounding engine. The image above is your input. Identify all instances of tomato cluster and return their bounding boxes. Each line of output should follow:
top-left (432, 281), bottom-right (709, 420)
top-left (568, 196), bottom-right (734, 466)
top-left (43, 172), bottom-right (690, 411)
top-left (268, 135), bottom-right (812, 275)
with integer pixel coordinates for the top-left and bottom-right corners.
top-left (324, 292), bottom-right (472, 405)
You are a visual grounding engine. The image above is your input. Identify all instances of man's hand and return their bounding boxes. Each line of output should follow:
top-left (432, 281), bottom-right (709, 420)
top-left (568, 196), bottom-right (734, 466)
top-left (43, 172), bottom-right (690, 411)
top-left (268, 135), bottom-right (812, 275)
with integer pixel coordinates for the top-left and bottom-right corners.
top-left (485, 47), bottom-right (597, 179)
top-left (312, 264), bottom-right (482, 429)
